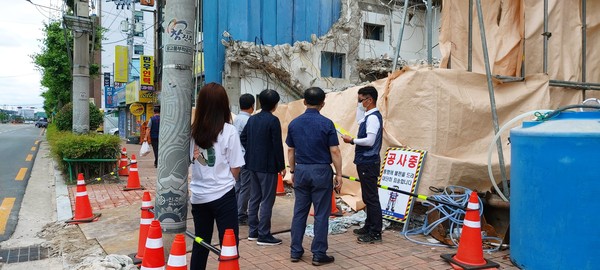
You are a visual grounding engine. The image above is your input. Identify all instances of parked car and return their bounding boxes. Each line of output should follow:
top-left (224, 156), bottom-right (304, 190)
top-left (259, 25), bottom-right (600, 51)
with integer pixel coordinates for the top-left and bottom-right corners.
top-left (109, 127), bottom-right (119, 135)
top-left (35, 118), bottom-right (48, 128)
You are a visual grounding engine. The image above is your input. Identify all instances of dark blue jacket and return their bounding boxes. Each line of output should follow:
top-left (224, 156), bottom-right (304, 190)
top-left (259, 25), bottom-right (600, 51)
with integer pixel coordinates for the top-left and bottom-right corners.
top-left (240, 110), bottom-right (285, 173)
top-left (354, 111), bottom-right (383, 164)
top-left (149, 115), bottom-right (160, 139)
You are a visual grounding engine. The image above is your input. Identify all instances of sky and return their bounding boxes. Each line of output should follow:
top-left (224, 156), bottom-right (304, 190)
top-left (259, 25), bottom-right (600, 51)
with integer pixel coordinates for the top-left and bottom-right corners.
top-left (0, 0), bottom-right (64, 112)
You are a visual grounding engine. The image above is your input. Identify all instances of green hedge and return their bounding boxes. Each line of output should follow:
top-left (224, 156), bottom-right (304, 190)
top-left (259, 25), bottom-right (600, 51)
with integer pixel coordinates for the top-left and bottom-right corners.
top-left (47, 125), bottom-right (121, 183)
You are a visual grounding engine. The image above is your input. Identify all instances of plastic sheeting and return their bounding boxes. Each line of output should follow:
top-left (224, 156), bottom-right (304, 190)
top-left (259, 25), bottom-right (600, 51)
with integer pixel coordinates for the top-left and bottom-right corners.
top-left (274, 67), bottom-right (580, 209)
top-left (440, 0), bottom-right (600, 85)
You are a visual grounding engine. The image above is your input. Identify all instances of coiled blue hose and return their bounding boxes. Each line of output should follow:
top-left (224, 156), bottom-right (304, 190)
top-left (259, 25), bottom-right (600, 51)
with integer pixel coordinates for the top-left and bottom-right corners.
top-left (401, 186), bottom-right (502, 252)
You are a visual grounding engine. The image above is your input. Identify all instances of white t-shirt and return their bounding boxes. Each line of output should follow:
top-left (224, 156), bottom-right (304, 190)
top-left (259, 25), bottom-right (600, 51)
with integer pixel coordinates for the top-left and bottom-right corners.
top-left (189, 123), bottom-right (245, 204)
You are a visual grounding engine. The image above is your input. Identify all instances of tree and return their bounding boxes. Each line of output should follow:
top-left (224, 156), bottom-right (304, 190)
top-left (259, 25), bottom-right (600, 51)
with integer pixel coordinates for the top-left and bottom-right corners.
top-left (32, 20), bottom-right (103, 119)
top-left (33, 21), bottom-right (72, 116)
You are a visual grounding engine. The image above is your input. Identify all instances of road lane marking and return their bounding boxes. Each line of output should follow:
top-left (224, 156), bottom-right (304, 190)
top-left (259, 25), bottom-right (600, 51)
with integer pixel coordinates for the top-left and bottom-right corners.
top-left (0, 197), bottom-right (16, 234)
top-left (35, 140), bottom-right (39, 145)
top-left (26, 154), bottom-right (33, 161)
top-left (16, 168), bottom-right (28, 181)
top-left (31, 146), bottom-right (36, 151)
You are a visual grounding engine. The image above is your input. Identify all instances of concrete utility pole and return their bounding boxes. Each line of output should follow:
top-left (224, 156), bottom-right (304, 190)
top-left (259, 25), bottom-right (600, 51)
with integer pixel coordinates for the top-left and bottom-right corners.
top-left (68, 0), bottom-right (93, 133)
top-left (155, 0), bottom-right (195, 233)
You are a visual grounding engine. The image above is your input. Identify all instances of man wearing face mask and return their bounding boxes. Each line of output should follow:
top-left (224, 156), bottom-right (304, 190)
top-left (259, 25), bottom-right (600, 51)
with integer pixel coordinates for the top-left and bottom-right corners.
top-left (341, 86), bottom-right (383, 244)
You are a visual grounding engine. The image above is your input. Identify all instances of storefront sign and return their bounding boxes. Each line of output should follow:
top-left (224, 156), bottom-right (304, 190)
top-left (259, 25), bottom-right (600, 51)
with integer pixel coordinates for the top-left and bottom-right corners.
top-left (114, 46), bottom-right (129, 83)
top-left (130, 103), bottom-right (145, 116)
top-left (140, 55), bottom-right (154, 91)
top-left (105, 86), bottom-right (117, 108)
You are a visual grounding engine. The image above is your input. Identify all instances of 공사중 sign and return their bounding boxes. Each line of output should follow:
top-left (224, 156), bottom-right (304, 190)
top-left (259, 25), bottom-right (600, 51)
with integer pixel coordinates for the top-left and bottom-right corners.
top-left (378, 147), bottom-right (426, 223)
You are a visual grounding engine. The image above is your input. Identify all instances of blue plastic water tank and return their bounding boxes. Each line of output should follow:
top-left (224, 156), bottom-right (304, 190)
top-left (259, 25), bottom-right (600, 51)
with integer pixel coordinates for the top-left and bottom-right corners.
top-left (510, 111), bottom-right (600, 269)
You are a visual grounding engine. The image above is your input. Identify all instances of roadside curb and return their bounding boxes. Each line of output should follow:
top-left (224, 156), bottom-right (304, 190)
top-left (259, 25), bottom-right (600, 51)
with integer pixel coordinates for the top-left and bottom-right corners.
top-left (54, 157), bottom-right (72, 222)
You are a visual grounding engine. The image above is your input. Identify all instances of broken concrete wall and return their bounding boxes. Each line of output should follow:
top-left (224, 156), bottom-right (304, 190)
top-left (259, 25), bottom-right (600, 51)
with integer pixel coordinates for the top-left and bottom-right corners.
top-left (222, 0), bottom-right (445, 110)
top-left (358, 1), bottom-right (442, 61)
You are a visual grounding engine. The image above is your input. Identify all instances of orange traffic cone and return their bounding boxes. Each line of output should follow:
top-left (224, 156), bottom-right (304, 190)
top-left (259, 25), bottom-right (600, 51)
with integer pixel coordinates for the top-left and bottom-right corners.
top-left (118, 147), bottom-right (128, 176)
top-left (141, 220), bottom-right (166, 270)
top-left (276, 173), bottom-right (285, 196)
top-left (310, 191), bottom-right (343, 217)
top-left (134, 192), bottom-right (154, 261)
top-left (166, 234), bottom-right (187, 270)
top-left (218, 229), bottom-right (240, 270)
top-left (331, 192), bottom-right (343, 217)
top-left (124, 154), bottom-right (145, 191)
top-left (66, 173), bottom-right (101, 224)
top-left (441, 192), bottom-right (499, 269)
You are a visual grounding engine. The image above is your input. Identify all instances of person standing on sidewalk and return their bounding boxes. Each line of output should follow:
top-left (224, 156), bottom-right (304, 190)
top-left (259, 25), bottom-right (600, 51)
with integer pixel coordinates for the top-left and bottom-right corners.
top-left (286, 87), bottom-right (343, 266)
top-left (233, 93), bottom-right (255, 225)
top-left (240, 89), bottom-right (286, 246)
top-left (341, 86), bottom-right (384, 244)
top-left (144, 106), bottom-right (160, 168)
top-left (189, 83), bottom-right (245, 270)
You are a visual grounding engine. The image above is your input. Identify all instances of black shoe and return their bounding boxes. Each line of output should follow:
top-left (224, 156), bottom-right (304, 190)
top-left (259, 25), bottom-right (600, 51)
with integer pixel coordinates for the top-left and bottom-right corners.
top-left (238, 219), bottom-right (248, 226)
top-left (257, 235), bottom-right (282, 246)
top-left (290, 254), bottom-right (302, 263)
top-left (247, 233), bottom-right (258, 241)
top-left (357, 233), bottom-right (382, 244)
top-left (353, 226), bottom-right (369, 236)
top-left (312, 255), bottom-right (335, 266)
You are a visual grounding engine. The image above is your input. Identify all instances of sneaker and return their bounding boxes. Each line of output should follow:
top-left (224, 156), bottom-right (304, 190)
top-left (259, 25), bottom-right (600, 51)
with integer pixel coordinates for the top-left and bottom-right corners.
top-left (247, 233), bottom-right (258, 241)
top-left (312, 255), bottom-right (335, 266)
top-left (257, 235), bottom-right (282, 246)
top-left (357, 233), bottom-right (382, 244)
top-left (290, 254), bottom-right (302, 263)
top-left (353, 226), bottom-right (369, 236)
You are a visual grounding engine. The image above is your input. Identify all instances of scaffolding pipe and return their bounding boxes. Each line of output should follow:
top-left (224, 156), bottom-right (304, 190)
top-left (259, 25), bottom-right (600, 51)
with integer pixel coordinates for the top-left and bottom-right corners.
top-left (392, 0), bottom-right (410, 71)
top-left (426, 0), bottom-right (432, 65)
top-left (550, 80), bottom-right (600, 91)
top-left (468, 0), bottom-right (473, 71)
top-left (543, 0), bottom-right (548, 74)
top-left (475, 0), bottom-right (510, 199)
top-left (582, 0), bottom-right (587, 98)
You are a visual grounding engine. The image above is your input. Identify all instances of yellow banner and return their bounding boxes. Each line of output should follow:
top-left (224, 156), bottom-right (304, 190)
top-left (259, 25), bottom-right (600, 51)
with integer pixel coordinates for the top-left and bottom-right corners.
top-left (125, 81), bottom-right (138, 104)
top-left (114, 46), bottom-right (129, 83)
top-left (140, 55), bottom-right (154, 89)
top-left (195, 52), bottom-right (204, 76)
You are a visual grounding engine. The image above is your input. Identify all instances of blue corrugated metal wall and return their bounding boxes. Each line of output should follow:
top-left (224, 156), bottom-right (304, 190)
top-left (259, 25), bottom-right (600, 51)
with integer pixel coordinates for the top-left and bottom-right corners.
top-left (203, 0), bottom-right (342, 84)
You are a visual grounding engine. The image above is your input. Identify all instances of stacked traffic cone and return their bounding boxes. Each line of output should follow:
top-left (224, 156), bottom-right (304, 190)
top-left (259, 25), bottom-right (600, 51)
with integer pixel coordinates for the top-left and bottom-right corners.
top-left (132, 192), bottom-right (154, 263)
top-left (441, 192), bottom-right (499, 269)
top-left (124, 154), bottom-right (145, 191)
top-left (276, 173), bottom-right (285, 195)
top-left (65, 173), bottom-right (101, 224)
top-left (166, 234), bottom-right (187, 270)
top-left (118, 147), bottom-right (128, 176)
top-left (141, 220), bottom-right (166, 270)
top-left (218, 229), bottom-right (240, 270)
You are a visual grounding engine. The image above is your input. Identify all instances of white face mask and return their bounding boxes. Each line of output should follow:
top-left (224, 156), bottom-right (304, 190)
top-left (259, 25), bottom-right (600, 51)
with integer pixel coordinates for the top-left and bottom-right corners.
top-left (356, 102), bottom-right (366, 122)
top-left (357, 101), bottom-right (366, 112)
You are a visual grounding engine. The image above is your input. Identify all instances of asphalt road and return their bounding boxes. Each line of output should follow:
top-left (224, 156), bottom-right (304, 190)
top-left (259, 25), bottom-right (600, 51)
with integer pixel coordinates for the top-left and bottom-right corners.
top-left (0, 123), bottom-right (45, 242)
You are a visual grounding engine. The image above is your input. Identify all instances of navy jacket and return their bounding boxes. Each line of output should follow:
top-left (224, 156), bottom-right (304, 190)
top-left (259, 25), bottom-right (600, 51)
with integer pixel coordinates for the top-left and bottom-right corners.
top-left (240, 110), bottom-right (285, 173)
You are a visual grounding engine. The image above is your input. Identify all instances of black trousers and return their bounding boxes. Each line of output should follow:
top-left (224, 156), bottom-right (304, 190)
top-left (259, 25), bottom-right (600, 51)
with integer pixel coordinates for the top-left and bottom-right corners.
top-left (150, 137), bottom-right (159, 167)
top-left (357, 163), bottom-right (383, 234)
top-left (190, 188), bottom-right (239, 270)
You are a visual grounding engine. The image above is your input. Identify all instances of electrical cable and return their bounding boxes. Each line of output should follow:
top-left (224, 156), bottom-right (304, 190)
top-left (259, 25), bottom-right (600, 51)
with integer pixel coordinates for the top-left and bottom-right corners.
top-left (401, 186), bottom-right (502, 252)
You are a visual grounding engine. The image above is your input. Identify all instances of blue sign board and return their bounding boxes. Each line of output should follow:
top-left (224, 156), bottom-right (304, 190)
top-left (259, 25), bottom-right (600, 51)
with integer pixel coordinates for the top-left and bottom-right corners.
top-left (104, 86), bottom-right (116, 108)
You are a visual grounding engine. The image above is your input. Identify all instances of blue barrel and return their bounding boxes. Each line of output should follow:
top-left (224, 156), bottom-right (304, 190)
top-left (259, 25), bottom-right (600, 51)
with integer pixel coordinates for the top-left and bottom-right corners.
top-left (510, 111), bottom-right (600, 269)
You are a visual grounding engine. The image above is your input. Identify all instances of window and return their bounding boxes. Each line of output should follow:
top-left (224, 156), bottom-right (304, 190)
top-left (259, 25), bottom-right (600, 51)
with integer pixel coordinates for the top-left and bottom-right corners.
top-left (321, 52), bottom-right (345, 78)
top-left (363, 23), bottom-right (384, 41)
